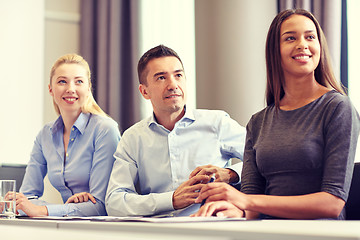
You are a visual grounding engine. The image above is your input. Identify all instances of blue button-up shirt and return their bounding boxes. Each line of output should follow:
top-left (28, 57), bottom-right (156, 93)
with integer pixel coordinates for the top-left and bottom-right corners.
top-left (106, 108), bottom-right (246, 217)
top-left (20, 113), bottom-right (120, 216)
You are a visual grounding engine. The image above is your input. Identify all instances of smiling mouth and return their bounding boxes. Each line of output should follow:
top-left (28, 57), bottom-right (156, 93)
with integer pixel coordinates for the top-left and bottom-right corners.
top-left (293, 55), bottom-right (311, 60)
top-left (63, 97), bottom-right (78, 102)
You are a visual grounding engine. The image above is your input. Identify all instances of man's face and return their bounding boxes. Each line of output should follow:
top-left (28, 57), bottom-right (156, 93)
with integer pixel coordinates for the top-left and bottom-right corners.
top-left (139, 56), bottom-right (187, 117)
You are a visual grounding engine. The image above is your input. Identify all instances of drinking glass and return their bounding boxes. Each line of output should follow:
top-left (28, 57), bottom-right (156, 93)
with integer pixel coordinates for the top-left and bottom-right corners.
top-left (0, 180), bottom-right (16, 219)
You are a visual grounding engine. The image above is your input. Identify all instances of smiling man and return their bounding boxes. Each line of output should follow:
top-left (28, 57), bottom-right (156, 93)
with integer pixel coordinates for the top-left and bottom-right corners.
top-left (105, 45), bottom-right (246, 217)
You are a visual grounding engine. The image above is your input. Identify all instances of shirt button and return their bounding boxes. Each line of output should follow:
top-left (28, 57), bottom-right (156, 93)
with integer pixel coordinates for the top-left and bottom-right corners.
top-left (71, 138), bottom-right (74, 141)
top-left (66, 153), bottom-right (69, 157)
top-left (72, 128), bottom-right (75, 131)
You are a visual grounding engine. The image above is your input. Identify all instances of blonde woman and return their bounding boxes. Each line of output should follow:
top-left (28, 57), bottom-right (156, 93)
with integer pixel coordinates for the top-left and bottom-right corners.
top-left (16, 54), bottom-right (120, 217)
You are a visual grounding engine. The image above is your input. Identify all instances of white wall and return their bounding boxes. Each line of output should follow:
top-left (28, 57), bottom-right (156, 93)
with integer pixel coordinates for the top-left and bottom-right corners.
top-left (0, 0), bottom-right (44, 165)
top-left (195, 0), bottom-right (277, 127)
top-left (0, 0), bottom-right (80, 167)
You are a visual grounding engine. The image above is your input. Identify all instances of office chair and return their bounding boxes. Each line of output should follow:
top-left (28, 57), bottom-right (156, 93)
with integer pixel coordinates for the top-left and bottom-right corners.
top-left (0, 163), bottom-right (27, 192)
top-left (346, 162), bottom-right (360, 220)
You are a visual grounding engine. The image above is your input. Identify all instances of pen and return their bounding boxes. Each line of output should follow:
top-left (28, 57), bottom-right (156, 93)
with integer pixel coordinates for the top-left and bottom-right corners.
top-left (200, 174), bottom-right (215, 207)
top-left (27, 196), bottom-right (39, 200)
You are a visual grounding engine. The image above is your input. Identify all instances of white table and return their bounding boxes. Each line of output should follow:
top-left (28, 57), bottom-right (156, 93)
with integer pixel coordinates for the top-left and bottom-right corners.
top-left (1, 218), bottom-right (360, 240)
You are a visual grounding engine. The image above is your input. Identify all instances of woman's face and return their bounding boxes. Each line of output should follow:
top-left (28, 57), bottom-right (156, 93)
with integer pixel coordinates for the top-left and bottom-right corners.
top-left (49, 63), bottom-right (90, 116)
top-left (279, 14), bottom-right (321, 79)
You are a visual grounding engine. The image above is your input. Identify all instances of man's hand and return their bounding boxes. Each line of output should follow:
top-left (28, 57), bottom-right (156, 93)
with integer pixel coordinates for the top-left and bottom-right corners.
top-left (172, 174), bottom-right (209, 210)
top-left (65, 192), bottom-right (96, 204)
top-left (189, 164), bottom-right (239, 183)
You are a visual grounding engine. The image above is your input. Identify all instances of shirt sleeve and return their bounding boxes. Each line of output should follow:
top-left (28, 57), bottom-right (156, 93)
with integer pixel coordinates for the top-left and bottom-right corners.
top-left (240, 116), bottom-right (267, 194)
top-left (20, 129), bottom-right (47, 198)
top-left (46, 200), bottom-right (106, 216)
top-left (105, 136), bottom-right (174, 217)
top-left (321, 98), bottom-right (360, 201)
top-left (217, 112), bottom-right (247, 184)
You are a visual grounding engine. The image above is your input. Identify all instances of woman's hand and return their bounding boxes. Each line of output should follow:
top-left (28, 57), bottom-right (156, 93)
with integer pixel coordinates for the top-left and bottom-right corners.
top-left (193, 181), bottom-right (252, 218)
top-left (191, 200), bottom-right (245, 218)
top-left (194, 182), bottom-right (247, 207)
top-left (4, 191), bottom-right (17, 201)
top-left (65, 192), bottom-right (96, 204)
top-left (15, 193), bottom-right (48, 217)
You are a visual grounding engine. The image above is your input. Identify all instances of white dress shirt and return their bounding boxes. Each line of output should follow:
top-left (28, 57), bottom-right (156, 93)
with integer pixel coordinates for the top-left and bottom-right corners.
top-left (106, 108), bottom-right (246, 217)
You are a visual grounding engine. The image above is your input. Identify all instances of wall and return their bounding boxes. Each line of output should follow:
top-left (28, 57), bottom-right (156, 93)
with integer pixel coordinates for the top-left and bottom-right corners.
top-left (0, 0), bottom-right (44, 165)
top-left (195, 0), bottom-right (277, 126)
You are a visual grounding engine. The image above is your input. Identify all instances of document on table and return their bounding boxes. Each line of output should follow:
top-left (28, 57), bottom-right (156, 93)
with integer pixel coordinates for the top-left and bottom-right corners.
top-left (90, 216), bottom-right (246, 223)
top-left (16, 216), bottom-right (93, 221)
top-left (17, 215), bottom-right (245, 223)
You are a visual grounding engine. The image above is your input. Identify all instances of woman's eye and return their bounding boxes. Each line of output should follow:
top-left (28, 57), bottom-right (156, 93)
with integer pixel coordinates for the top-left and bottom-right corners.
top-left (285, 36), bottom-right (295, 41)
top-left (176, 74), bottom-right (182, 78)
top-left (307, 35), bottom-right (316, 40)
top-left (58, 80), bottom-right (66, 84)
top-left (76, 79), bottom-right (84, 84)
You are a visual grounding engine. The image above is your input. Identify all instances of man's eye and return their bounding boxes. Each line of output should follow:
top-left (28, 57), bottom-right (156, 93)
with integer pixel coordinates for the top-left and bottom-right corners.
top-left (157, 76), bottom-right (165, 80)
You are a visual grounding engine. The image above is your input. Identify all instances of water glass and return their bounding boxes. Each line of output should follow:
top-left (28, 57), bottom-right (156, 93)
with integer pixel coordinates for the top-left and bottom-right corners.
top-left (0, 180), bottom-right (16, 219)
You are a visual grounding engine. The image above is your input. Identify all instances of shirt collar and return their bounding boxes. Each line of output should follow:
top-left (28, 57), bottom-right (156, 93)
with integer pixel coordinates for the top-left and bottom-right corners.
top-left (51, 115), bottom-right (64, 134)
top-left (51, 112), bottom-right (90, 135)
top-left (147, 106), bottom-right (195, 128)
top-left (73, 112), bottom-right (90, 134)
top-left (183, 107), bottom-right (195, 121)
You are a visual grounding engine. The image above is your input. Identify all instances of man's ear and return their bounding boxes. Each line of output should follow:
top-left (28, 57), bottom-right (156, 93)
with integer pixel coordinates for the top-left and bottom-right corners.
top-left (139, 84), bottom-right (150, 100)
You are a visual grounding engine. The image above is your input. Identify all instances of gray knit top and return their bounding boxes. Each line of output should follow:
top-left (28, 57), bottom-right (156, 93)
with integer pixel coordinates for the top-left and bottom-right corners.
top-left (241, 90), bottom-right (360, 220)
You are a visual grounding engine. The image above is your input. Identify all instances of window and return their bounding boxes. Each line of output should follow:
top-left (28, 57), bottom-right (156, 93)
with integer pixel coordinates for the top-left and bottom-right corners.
top-left (348, 0), bottom-right (360, 111)
top-left (347, 0), bottom-right (360, 162)
top-left (138, 0), bottom-right (196, 117)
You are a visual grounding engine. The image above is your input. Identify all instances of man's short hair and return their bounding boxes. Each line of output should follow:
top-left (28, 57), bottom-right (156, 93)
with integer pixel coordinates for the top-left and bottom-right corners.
top-left (137, 45), bottom-right (184, 85)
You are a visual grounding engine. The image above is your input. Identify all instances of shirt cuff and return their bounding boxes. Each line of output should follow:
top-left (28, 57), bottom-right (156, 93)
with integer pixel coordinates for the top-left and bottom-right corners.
top-left (46, 204), bottom-right (72, 217)
top-left (227, 161), bottom-right (243, 185)
top-left (153, 191), bottom-right (175, 213)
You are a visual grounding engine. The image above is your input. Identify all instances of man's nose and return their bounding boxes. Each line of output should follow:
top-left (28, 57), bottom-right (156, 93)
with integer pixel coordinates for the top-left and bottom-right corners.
top-left (167, 76), bottom-right (178, 90)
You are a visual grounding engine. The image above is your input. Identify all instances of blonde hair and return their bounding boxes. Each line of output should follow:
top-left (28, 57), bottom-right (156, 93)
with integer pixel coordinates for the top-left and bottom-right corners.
top-left (50, 53), bottom-right (108, 117)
